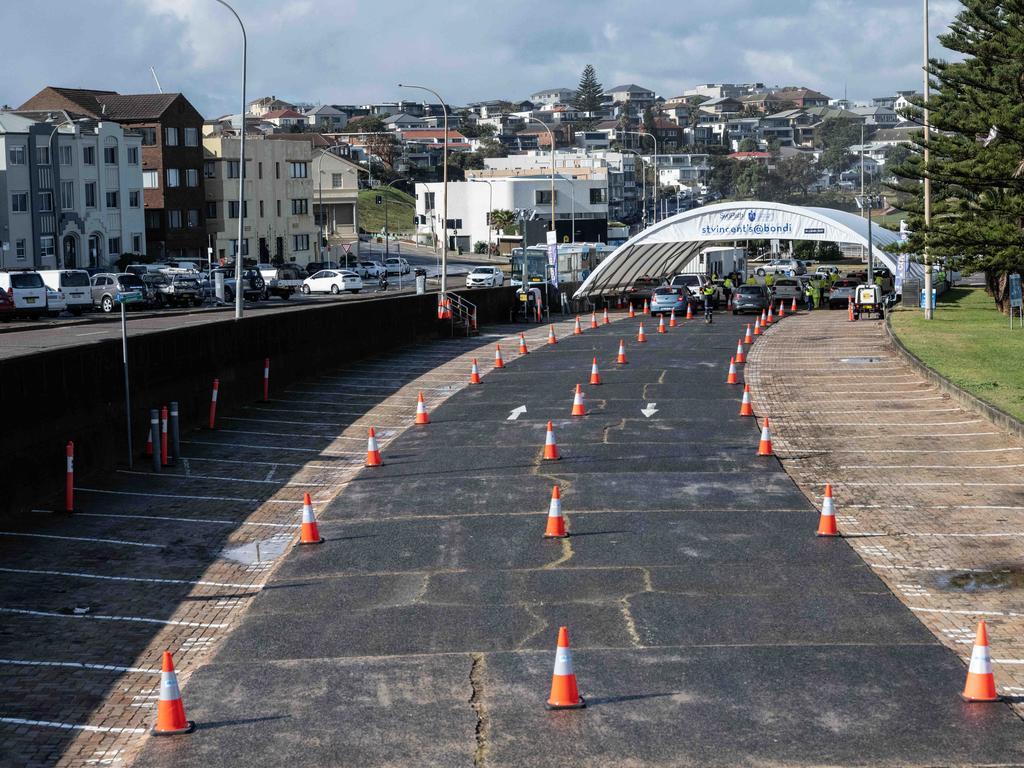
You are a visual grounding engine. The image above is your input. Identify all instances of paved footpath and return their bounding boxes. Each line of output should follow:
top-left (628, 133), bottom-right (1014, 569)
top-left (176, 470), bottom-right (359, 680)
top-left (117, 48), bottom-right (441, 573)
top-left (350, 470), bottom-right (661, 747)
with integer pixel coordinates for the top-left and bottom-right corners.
top-left (131, 311), bottom-right (1023, 767)
top-left (748, 309), bottom-right (1024, 716)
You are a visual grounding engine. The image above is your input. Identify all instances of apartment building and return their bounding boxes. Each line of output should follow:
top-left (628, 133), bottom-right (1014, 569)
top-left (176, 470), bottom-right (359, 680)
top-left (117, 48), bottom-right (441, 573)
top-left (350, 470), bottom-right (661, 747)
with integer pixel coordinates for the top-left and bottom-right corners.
top-left (0, 111), bottom-right (145, 269)
top-left (20, 87), bottom-right (207, 259)
top-left (202, 136), bottom-right (315, 265)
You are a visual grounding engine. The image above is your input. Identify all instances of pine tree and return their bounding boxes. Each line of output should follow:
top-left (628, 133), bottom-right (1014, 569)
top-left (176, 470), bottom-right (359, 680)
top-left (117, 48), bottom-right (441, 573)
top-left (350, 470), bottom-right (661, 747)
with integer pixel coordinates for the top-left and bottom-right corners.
top-left (890, 0), bottom-right (1024, 309)
top-left (573, 64), bottom-right (604, 128)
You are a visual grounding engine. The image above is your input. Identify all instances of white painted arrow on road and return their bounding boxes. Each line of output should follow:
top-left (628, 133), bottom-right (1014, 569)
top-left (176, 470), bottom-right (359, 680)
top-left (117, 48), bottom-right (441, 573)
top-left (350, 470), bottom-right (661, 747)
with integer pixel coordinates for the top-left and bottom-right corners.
top-left (507, 405), bottom-right (527, 421)
top-left (641, 403), bottom-right (659, 418)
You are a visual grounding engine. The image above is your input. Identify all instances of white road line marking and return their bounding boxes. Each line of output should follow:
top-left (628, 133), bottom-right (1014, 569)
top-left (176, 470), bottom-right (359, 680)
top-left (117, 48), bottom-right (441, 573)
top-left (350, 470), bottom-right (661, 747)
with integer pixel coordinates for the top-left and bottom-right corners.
top-left (0, 717), bottom-right (146, 734)
top-left (117, 469), bottom-right (335, 487)
top-left (181, 439), bottom-right (363, 456)
top-left (911, 607), bottom-right (1024, 619)
top-left (218, 428), bottom-right (367, 441)
top-left (807, 420), bottom-right (982, 427)
top-left (169, 455), bottom-right (358, 472)
top-left (0, 531), bottom-right (161, 549)
top-left (220, 416), bottom-right (380, 430)
top-left (0, 607), bottom-right (228, 628)
top-left (867, 564), bottom-right (995, 573)
top-left (74, 512), bottom-right (296, 528)
top-left (0, 658), bottom-right (159, 675)
top-left (832, 447), bottom-right (1021, 454)
top-left (841, 481), bottom-right (1024, 487)
top-left (74, 487), bottom-right (309, 505)
top-left (74, 331), bottom-right (107, 337)
top-left (840, 463), bottom-right (1024, 470)
top-left (0, 566), bottom-right (261, 590)
top-left (854, 532), bottom-right (1024, 538)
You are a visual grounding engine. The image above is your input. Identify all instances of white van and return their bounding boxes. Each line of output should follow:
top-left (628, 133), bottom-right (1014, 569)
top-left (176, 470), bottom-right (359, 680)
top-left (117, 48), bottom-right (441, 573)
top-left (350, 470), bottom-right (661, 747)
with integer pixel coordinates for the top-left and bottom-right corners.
top-left (38, 269), bottom-right (93, 315)
top-left (0, 270), bottom-right (47, 318)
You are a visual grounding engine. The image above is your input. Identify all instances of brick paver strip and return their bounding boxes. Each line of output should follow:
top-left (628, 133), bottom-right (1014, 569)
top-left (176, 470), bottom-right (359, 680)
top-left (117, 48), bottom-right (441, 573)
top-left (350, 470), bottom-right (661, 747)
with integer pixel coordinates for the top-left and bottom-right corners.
top-left (748, 310), bottom-right (1024, 715)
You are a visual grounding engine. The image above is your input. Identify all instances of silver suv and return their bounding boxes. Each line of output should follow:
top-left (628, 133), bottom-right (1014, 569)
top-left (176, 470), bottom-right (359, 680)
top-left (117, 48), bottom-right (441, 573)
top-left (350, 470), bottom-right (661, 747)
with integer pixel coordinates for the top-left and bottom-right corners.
top-left (755, 258), bottom-right (805, 277)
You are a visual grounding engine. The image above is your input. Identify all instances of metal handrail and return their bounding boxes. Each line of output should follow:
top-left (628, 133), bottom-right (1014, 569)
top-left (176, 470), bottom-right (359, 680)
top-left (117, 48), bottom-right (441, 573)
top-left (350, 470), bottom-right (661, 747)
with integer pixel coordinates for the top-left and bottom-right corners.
top-left (444, 291), bottom-right (477, 336)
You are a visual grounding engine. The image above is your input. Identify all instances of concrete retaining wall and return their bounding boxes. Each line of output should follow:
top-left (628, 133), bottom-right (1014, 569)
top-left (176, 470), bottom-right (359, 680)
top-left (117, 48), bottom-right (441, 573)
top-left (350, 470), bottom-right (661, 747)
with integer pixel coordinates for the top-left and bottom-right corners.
top-left (0, 288), bottom-right (514, 519)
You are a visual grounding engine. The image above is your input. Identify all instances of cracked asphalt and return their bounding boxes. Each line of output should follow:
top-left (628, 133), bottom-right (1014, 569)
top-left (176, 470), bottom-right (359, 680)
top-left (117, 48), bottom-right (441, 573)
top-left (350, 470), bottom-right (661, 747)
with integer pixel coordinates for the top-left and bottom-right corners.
top-left (138, 312), bottom-right (1024, 767)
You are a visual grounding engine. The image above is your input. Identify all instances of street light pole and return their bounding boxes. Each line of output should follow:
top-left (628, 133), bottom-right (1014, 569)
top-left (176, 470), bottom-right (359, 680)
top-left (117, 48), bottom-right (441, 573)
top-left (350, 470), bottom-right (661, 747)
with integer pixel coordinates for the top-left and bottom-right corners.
top-left (922, 0), bottom-right (934, 319)
top-left (520, 116), bottom-right (556, 236)
top-left (213, 0), bottom-right (247, 320)
top-left (618, 148), bottom-right (646, 229)
top-left (468, 178), bottom-right (493, 255)
top-left (315, 145), bottom-right (340, 266)
top-left (622, 130), bottom-right (658, 223)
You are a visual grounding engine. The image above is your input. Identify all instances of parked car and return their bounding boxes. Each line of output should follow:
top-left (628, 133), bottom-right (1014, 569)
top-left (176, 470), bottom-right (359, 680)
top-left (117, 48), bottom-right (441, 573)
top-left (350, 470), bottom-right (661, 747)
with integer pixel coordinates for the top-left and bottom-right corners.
top-left (38, 269), bottom-right (93, 315)
top-left (649, 286), bottom-right (689, 315)
top-left (384, 257), bottom-right (411, 275)
top-left (669, 274), bottom-right (706, 300)
top-left (814, 265), bottom-right (840, 278)
top-left (143, 273), bottom-right (202, 307)
top-left (305, 261), bottom-right (342, 277)
top-left (625, 276), bottom-right (664, 306)
top-left (731, 284), bottom-right (771, 315)
top-left (0, 270), bottom-right (49, 319)
top-left (125, 263), bottom-right (171, 278)
top-left (302, 269), bottom-right (363, 294)
top-left (258, 263), bottom-right (305, 300)
top-left (828, 278), bottom-right (860, 309)
top-left (90, 272), bottom-right (151, 313)
top-left (772, 277), bottom-right (804, 302)
top-left (45, 288), bottom-right (67, 317)
top-left (355, 261), bottom-right (385, 280)
top-left (211, 268), bottom-right (266, 303)
top-left (755, 258), bottom-right (805, 277)
top-left (466, 267), bottom-right (504, 288)
top-left (0, 289), bottom-right (14, 321)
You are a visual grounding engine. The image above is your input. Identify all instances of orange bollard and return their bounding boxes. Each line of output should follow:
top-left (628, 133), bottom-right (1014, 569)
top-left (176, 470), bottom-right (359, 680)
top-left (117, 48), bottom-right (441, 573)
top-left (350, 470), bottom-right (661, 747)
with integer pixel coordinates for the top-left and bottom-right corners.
top-left (65, 441), bottom-right (74, 513)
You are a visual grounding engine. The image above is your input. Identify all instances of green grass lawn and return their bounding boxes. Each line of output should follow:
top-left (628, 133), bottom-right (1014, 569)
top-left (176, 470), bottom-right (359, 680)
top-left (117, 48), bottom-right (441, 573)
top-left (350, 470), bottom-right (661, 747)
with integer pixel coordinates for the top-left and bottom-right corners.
top-left (357, 188), bottom-right (415, 235)
top-left (890, 286), bottom-right (1024, 421)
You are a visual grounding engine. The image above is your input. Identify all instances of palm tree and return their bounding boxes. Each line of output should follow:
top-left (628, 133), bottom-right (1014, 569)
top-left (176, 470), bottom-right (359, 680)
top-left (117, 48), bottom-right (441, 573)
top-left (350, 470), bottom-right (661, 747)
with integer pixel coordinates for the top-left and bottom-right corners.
top-left (489, 209), bottom-right (517, 235)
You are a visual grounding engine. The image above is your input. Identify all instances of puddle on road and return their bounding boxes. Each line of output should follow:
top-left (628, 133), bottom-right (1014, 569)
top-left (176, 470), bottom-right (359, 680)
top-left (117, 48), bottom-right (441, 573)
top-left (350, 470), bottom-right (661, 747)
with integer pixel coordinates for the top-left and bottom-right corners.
top-left (839, 357), bottom-right (885, 364)
top-left (939, 568), bottom-right (1024, 592)
top-left (219, 534), bottom-right (293, 565)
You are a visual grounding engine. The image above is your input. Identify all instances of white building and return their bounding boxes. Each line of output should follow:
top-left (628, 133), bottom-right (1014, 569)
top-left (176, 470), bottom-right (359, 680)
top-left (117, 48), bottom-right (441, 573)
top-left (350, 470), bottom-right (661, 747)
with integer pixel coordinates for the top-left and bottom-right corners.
top-left (530, 88), bottom-right (576, 107)
top-left (0, 112), bottom-right (146, 269)
top-left (304, 105), bottom-right (347, 132)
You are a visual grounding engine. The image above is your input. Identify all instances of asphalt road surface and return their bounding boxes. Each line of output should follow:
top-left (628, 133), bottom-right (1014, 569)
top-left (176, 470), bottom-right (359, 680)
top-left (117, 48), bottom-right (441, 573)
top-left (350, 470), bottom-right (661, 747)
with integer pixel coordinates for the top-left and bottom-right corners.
top-left (139, 313), bottom-right (1024, 767)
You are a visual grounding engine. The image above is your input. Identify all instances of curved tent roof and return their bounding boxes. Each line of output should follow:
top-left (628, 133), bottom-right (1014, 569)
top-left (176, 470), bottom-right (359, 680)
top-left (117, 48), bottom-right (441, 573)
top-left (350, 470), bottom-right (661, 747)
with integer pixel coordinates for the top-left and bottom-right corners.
top-left (573, 201), bottom-right (914, 298)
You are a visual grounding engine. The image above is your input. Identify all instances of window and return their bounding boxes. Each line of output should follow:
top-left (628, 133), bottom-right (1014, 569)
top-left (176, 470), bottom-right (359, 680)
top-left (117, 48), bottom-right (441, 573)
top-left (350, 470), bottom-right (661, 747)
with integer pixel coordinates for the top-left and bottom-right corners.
top-left (84, 182), bottom-right (97, 208)
top-left (107, 237), bottom-right (121, 255)
top-left (104, 144), bottom-right (118, 164)
top-left (230, 238), bottom-right (249, 256)
top-left (165, 168), bottom-right (180, 187)
top-left (227, 200), bottom-right (247, 218)
top-left (275, 162), bottom-right (280, 179)
top-left (15, 239), bottom-right (26, 259)
top-left (423, 191), bottom-right (435, 210)
top-left (184, 127), bottom-right (198, 146)
top-left (293, 234), bottom-right (310, 251)
top-left (38, 191), bottom-right (53, 212)
top-left (60, 181), bottom-right (74, 210)
top-left (165, 127), bottom-right (179, 146)
top-left (145, 210), bottom-right (161, 229)
top-left (288, 162), bottom-right (308, 178)
top-left (11, 192), bottom-right (28, 213)
top-left (167, 209), bottom-right (182, 229)
top-left (59, 145), bottom-right (73, 166)
top-left (205, 201), bottom-right (218, 219)
top-left (139, 128), bottom-right (157, 146)
top-left (291, 198), bottom-right (308, 215)
top-left (129, 190), bottom-right (141, 208)
top-left (259, 200), bottom-right (264, 217)
top-left (258, 162), bottom-right (263, 179)
top-left (82, 145), bottom-right (96, 165)
top-left (227, 161), bottom-right (240, 179)
top-left (127, 146), bottom-right (139, 164)
top-left (105, 190), bottom-right (119, 208)
top-left (132, 234), bottom-right (143, 253)
top-left (535, 189), bottom-right (556, 204)
top-left (204, 160), bottom-right (216, 178)
top-left (143, 170), bottom-right (159, 188)
top-left (8, 145), bottom-right (26, 165)
top-left (36, 146), bottom-right (50, 165)
top-left (187, 209), bottom-right (200, 229)
top-left (276, 200), bottom-right (281, 216)
top-left (331, 173), bottom-right (344, 188)
top-left (589, 188), bottom-right (608, 204)
top-left (186, 168), bottom-right (199, 187)
top-left (40, 236), bottom-right (55, 258)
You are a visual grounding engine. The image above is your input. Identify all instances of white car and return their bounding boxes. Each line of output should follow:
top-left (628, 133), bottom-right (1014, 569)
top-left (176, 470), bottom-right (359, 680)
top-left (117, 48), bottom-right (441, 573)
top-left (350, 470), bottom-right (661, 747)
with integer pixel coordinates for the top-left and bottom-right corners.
top-left (45, 288), bottom-right (67, 317)
top-left (466, 267), bottom-right (505, 288)
top-left (0, 270), bottom-right (47, 318)
top-left (356, 261), bottom-right (385, 279)
top-left (755, 258), bottom-right (805, 277)
top-left (384, 257), bottom-right (411, 275)
top-left (301, 269), bottom-right (363, 295)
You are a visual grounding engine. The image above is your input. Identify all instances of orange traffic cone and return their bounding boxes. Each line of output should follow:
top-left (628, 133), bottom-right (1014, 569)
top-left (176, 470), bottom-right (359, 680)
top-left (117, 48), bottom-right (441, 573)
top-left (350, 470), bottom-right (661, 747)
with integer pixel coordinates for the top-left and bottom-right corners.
top-left (637, 322), bottom-right (647, 343)
top-left (817, 483), bottom-right (838, 537)
top-left (589, 358), bottom-right (602, 385)
top-left (735, 339), bottom-right (746, 364)
top-left (628, 302), bottom-right (635, 318)
top-left (151, 652), bottom-right (194, 735)
top-left (590, 311), bottom-right (598, 329)
top-left (760, 309), bottom-right (767, 328)
top-left (766, 304), bottom-right (774, 325)
top-left (299, 492), bottom-right (323, 544)
top-left (548, 325), bottom-right (558, 345)
top-left (962, 621), bottom-right (1001, 702)
top-left (546, 626), bottom-right (585, 709)
top-left (744, 324), bottom-right (753, 344)
top-left (848, 297), bottom-right (855, 322)
top-left (686, 302), bottom-right (693, 320)
top-left (495, 344), bottom-right (505, 369)
top-left (669, 308), bottom-right (678, 327)
top-left (642, 299), bottom-right (649, 315)
top-left (469, 358), bottom-right (482, 385)
top-left (739, 384), bottom-right (754, 416)
top-left (519, 333), bottom-right (530, 355)
top-left (778, 301), bottom-right (786, 319)
top-left (757, 418), bottom-right (773, 456)
top-left (414, 391), bottom-right (430, 425)
top-left (570, 383), bottom-right (586, 416)
top-left (657, 315), bottom-right (666, 334)
top-left (726, 356), bottom-right (738, 385)
top-left (366, 428), bottom-right (383, 467)
top-left (616, 340), bottom-right (628, 365)
top-left (574, 316), bottom-right (583, 335)
top-left (602, 307), bottom-right (610, 325)
top-left (543, 420), bottom-right (560, 461)
top-left (544, 485), bottom-right (567, 538)
top-left (754, 319), bottom-right (762, 336)
top-left (791, 297), bottom-right (798, 313)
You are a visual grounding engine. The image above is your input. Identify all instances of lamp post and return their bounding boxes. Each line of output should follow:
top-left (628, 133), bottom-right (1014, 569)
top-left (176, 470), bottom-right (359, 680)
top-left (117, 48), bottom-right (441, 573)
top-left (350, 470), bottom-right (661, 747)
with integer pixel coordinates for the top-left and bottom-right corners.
top-left (44, 111), bottom-right (81, 268)
top-left (519, 116), bottom-right (557, 237)
top-left (922, 0), bottom-right (933, 319)
top-left (399, 84), bottom-right (448, 297)
top-left (213, 0), bottom-right (247, 320)
top-left (467, 177), bottom-right (493, 255)
top-left (856, 193), bottom-right (883, 285)
top-left (621, 130), bottom-right (658, 223)
top-left (315, 144), bottom-right (343, 266)
top-left (618, 147), bottom-right (646, 229)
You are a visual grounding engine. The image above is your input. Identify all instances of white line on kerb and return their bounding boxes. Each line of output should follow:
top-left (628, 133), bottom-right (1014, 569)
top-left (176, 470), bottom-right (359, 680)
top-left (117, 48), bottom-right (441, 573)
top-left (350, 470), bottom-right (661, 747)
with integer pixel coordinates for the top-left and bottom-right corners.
top-left (0, 531), bottom-right (161, 549)
top-left (0, 658), bottom-right (159, 674)
top-left (0, 607), bottom-right (228, 629)
top-left (0, 717), bottom-right (146, 734)
top-left (0, 566), bottom-right (261, 590)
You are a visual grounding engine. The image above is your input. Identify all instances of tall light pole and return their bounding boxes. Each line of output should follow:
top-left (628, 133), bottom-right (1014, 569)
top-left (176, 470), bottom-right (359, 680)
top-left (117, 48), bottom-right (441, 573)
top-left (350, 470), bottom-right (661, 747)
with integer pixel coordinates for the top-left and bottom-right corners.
top-left (519, 116), bottom-right (556, 236)
top-left (399, 84), bottom-right (448, 296)
top-left (622, 130), bottom-right (658, 223)
top-left (922, 0), bottom-right (934, 319)
top-left (468, 177), bottom-right (493, 255)
top-left (44, 111), bottom-right (82, 268)
top-left (618, 147), bottom-right (646, 229)
top-left (213, 0), bottom-right (247, 320)
top-left (315, 145), bottom-right (343, 265)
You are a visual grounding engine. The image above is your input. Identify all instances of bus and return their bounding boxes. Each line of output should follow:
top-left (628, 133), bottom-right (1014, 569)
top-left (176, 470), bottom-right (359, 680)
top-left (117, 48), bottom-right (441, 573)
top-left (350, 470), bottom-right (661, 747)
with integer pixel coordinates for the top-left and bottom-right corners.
top-left (510, 243), bottom-right (618, 286)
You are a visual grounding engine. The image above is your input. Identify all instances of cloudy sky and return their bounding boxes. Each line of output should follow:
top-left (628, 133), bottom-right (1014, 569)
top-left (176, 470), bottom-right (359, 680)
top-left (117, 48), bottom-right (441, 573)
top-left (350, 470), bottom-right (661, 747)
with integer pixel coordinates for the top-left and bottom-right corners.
top-left (1, 0), bottom-right (961, 117)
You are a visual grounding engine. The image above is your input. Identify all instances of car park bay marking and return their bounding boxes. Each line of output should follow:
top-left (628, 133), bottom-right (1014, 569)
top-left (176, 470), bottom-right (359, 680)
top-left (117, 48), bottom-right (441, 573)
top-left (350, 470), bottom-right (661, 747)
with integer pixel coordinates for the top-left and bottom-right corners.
top-left (73, 487), bottom-right (317, 505)
top-left (507, 406), bottom-right (527, 421)
top-left (641, 403), bottom-right (659, 418)
top-left (117, 469), bottom-right (336, 487)
top-left (0, 717), bottom-right (146, 735)
top-left (0, 566), bottom-right (262, 590)
top-left (0, 607), bottom-right (228, 629)
top-left (181, 439), bottom-right (365, 456)
top-left (0, 531), bottom-right (162, 549)
top-left (73, 512), bottom-right (296, 529)
top-left (0, 658), bottom-right (160, 675)
top-left (74, 330), bottom-right (107, 337)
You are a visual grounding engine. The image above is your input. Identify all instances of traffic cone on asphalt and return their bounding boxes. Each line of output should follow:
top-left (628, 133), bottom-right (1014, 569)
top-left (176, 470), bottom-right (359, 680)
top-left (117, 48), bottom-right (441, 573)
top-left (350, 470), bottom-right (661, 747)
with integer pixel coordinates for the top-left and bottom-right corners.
top-left (757, 418), bottom-right (773, 456)
top-left (962, 621), bottom-right (1001, 702)
top-left (589, 358), bottom-right (602, 385)
top-left (726, 356), bottom-right (738, 385)
top-left (366, 428), bottom-right (382, 466)
top-left (791, 297), bottom-right (798, 313)
top-left (544, 485), bottom-right (567, 538)
top-left (571, 384), bottom-right (586, 416)
top-left (414, 391), bottom-right (430, 425)
top-left (766, 304), bottom-right (774, 325)
top-left (658, 315), bottom-right (666, 334)
top-left (590, 311), bottom-right (598, 329)
top-left (686, 302), bottom-right (693, 320)
top-left (817, 484), bottom-right (838, 537)
top-left (778, 300), bottom-right (786, 319)
top-left (548, 325), bottom-right (558, 345)
top-left (616, 340), bottom-right (628, 365)
top-left (602, 307), bottom-right (610, 325)
top-left (739, 384), bottom-right (754, 417)
top-left (642, 299), bottom-right (649, 315)
top-left (848, 298), bottom-right (855, 322)
top-left (669, 308), bottom-right (678, 327)
top-left (299, 492), bottom-right (323, 545)
top-left (469, 359), bottom-right (482, 385)
top-left (754, 320), bottom-right (762, 336)
top-left (628, 302), bottom-right (636, 318)
top-left (744, 324), bottom-right (753, 344)
top-left (151, 652), bottom-right (194, 735)
top-left (637, 322), bottom-right (647, 343)
top-left (519, 333), bottom-right (530, 355)
top-left (735, 339), bottom-right (746, 364)
top-left (547, 626), bottom-right (585, 709)
top-left (760, 308), bottom-right (767, 328)
top-left (574, 316), bottom-right (583, 335)
top-left (543, 420), bottom-right (560, 461)
top-left (494, 344), bottom-right (505, 369)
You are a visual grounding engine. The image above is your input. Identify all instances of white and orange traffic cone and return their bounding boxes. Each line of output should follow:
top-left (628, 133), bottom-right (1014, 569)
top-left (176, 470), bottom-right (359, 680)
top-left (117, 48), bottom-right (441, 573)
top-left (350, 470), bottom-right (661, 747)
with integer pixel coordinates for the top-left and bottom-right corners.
top-left (628, 302), bottom-right (635, 318)
top-left (657, 315), bottom-right (666, 334)
top-left (669, 307), bottom-right (678, 328)
top-left (637, 322), bottom-right (647, 343)
top-left (546, 626), bottom-right (585, 709)
top-left (962, 621), bottom-right (1001, 702)
top-left (543, 420), bottom-right (560, 461)
top-left (686, 302), bottom-right (693, 320)
top-left (778, 300), bottom-right (786, 319)
top-left (151, 652), bottom-right (194, 735)
top-left (760, 308), bottom-right (767, 328)
top-left (744, 324), bottom-right (753, 344)
top-left (757, 418), bottom-right (773, 456)
top-left (548, 325), bottom-right (558, 345)
top-left (726, 356), bottom-right (738, 385)
top-left (414, 391), bottom-right (430, 425)
top-left (602, 307), bottom-right (610, 325)
top-left (519, 333), bottom-right (530, 355)
top-left (574, 315), bottom-right (583, 335)
top-left (791, 296), bottom-right (798, 313)
top-left (590, 311), bottom-right (598, 329)
top-left (766, 304), bottom-right (774, 325)
top-left (735, 339), bottom-right (746, 364)
top-left (817, 483), bottom-right (838, 537)
top-left (544, 485), bottom-right (567, 538)
top-left (299, 492), bottom-right (323, 544)
top-left (642, 299), bottom-right (649, 315)
top-left (739, 384), bottom-right (754, 417)
top-left (570, 384), bottom-right (586, 417)
top-left (469, 358), bottom-right (482, 385)
top-left (589, 358), bottom-right (602, 385)
top-left (617, 340), bottom-right (628, 365)
top-left (366, 428), bottom-right (382, 467)
top-left (848, 297), bottom-right (855, 322)
top-left (754, 319), bottom-right (762, 336)
top-left (495, 344), bottom-right (505, 369)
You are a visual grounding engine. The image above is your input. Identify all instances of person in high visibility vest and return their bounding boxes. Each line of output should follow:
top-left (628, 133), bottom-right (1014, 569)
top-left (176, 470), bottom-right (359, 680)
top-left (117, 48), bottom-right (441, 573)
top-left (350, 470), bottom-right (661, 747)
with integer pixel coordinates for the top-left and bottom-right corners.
top-left (746, 275), bottom-right (757, 286)
top-left (764, 273), bottom-right (775, 288)
top-left (723, 276), bottom-right (733, 305)
top-left (804, 283), bottom-right (815, 312)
